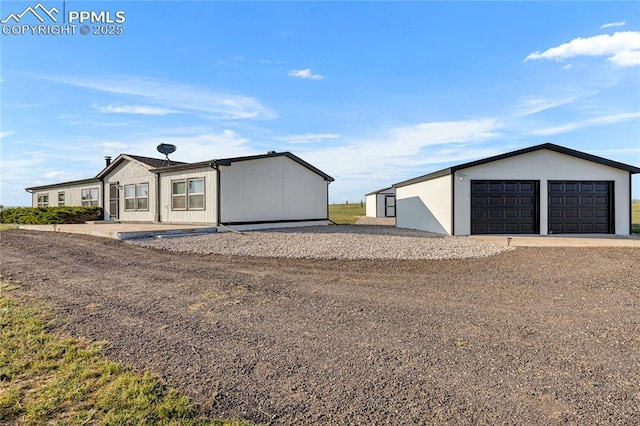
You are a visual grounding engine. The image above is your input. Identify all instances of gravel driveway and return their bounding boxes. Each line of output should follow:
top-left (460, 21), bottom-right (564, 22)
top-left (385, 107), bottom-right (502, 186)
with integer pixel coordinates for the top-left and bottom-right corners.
top-left (129, 225), bottom-right (511, 260)
top-left (1, 230), bottom-right (639, 425)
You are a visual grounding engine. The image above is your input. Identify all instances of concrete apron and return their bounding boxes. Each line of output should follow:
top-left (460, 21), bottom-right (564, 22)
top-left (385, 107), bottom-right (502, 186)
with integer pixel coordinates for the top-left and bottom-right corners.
top-left (18, 223), bottom-right (218, 241)
top-left (472, 234), bottom-right (640, 248)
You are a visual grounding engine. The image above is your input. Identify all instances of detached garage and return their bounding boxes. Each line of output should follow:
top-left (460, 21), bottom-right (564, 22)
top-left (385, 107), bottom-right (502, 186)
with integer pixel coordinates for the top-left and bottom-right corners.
top-left (365, 187), bottom-right (396, 218)
top-left (394, 143), bottom-right (640, 236)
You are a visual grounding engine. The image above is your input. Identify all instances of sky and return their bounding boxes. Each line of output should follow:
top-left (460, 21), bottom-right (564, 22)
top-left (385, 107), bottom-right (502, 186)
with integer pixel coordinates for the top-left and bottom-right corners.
top-left (1, 1), bottom-right (639, 206)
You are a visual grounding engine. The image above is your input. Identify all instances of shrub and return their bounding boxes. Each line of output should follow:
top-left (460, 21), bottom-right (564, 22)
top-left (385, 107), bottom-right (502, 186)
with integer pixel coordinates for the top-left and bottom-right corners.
top-left (0, 207), bottom-right (102, 225)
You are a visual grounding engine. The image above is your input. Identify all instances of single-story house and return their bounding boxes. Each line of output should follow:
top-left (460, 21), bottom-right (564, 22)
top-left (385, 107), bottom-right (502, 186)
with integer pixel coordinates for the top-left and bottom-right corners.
top-left (393, 143), bottom-right (640, 236)
top-left (26, 151), bottom-right (334, 230)
top-left (365, 187), bottom-right (396, 218)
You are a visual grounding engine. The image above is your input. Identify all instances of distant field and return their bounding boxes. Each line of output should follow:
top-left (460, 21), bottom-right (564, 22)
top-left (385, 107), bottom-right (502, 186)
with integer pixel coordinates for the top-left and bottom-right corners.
top-left (633, 202), bottom-right (639, 233)
top-left (328, 203), bottom-right (365, 224)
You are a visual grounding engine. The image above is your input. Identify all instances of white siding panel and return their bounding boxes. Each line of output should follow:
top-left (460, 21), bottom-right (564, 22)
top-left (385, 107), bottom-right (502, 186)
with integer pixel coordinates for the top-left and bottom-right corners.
top-left (220, 156), bottom-right (328, 223)
top-left (159, 168), bottom-right (217, 224)
top-left (396, 174), bottom-right (452, 234)
top-left (32, 182), bottom-right (102, 208)
top-left (453, 149), bottom-right (631, 235)
top-left (365, 194), bottom-right (377, 217)
top-left (103, 160), bottom-right (156, 222)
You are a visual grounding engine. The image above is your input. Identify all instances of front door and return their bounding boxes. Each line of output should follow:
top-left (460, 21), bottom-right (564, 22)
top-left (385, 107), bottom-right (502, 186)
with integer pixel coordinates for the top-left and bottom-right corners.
top-left (384, 195), bottom-right (396, 217)
top-left (109, 183), bottom-right (119, 219)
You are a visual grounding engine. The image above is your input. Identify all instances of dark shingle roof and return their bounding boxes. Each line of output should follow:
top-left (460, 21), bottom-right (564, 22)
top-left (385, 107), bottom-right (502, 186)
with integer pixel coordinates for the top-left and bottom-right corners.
top-left (126, 154), bottom-right (185, 168)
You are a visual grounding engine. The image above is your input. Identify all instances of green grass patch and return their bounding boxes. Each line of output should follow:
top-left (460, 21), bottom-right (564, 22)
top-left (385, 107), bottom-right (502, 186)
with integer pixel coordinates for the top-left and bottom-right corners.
top-left (329, 202), bottom-right (365, 224)
top-left (0, 224), bottom-right (19, 231)
top-left (0, 292), bottom-right (245, 425)
top-left (632, 202), bottom-right (639, 234)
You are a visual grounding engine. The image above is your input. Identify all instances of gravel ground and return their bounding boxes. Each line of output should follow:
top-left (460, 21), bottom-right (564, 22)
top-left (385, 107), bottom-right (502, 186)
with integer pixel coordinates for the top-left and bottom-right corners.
top-left (129, 225), bottom-right (511, 260)
top-left (1, 230), bottom-right (639, 425)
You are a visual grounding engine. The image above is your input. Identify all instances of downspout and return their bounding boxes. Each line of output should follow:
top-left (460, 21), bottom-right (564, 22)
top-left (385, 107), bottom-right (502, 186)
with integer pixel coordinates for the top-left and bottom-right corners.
top-left (451, 172), bottom-right (455, 236)
top-left (326, 180), bottom-right (331, 221)
top-left (210, 162), bottom-right (221, 226)
top-left (154, 172), bottom-right (161, 223)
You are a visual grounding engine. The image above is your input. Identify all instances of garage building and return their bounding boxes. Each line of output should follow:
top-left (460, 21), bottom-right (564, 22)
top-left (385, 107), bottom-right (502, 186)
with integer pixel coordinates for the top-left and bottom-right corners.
top-left (365, 187), bottom-right (396, 218)
top-left (393, 143), bottom-right (640, 235)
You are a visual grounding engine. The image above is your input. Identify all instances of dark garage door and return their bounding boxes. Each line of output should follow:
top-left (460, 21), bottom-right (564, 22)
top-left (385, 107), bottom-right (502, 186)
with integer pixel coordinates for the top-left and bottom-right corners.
top-left (548, 181), bottom-right (612, 234)
top-left (471, 180), bottom-right (539, 234)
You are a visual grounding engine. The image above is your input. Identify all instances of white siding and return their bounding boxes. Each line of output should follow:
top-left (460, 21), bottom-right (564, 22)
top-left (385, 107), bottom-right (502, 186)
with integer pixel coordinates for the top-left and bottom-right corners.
top-left (103, 160), bottom-right (156, 222)
top-left (32, 182), bottom-right (101, 208)
top-left (220, 156), bottom-right (328, 223)
top-left (159, 168), bottom-right (217, 224)
top-left (396, 174), bottom-right (452, 234)
top-left (453, 149), bottom-right (631, 235)
top-left (365, 194), bottom-right (377, 217)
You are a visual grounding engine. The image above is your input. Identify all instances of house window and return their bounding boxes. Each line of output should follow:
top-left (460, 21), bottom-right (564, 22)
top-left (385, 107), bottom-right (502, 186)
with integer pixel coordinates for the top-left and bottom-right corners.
top-left (172, 178), bottom-right (204, 210)
top-left (37, 194), bottom-right (49, 207)
top-left (124, 183), bottom-right (149, 211)
top-left (58, 192), bottom-right (65, 206)
top-left (81, 188), bottom-right (99, 207)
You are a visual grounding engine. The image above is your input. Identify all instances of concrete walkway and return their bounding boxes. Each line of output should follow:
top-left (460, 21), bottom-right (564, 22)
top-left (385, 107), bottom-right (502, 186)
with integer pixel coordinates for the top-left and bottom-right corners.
top-left (472, 234), bottom-right (640, 247)
top-left (19, 222), bottom-right (217, 241)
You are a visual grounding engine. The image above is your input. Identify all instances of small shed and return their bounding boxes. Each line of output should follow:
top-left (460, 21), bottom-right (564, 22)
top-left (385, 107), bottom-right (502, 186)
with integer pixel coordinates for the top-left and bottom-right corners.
top-left (365, 187), bottom-right (396, 218)
top-left (393, 143), bottom-right (640, 236)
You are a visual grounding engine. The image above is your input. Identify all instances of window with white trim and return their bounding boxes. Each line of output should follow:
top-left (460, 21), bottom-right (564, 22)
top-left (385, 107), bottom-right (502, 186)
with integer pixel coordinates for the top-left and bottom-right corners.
top-left (172, 178), bottom-right (204, 210)
top-left (37, 194), bottom-right (49, 207)
top-left (81, 188), bottom-right (99, 207)
top-left (58, 192), bottom-right (65, 206)
top-left (124, 183), bottom-right (149, 211)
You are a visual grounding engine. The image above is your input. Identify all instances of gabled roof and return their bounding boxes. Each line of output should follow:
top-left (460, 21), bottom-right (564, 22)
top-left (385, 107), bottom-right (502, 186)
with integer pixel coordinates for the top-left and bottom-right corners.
top-left (394, 143), bottom-right (640, 188)
top-left (365, 186), bottom-right (394, 196)
top-left (153, 151), bottom-right (335, 182)
top-left (96, 154), bottom-right (185, 178)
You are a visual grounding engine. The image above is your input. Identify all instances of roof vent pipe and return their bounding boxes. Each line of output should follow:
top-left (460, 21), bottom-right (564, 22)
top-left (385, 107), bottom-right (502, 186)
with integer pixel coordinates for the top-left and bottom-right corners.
top-left (104, 156), bottom-right (112, 167)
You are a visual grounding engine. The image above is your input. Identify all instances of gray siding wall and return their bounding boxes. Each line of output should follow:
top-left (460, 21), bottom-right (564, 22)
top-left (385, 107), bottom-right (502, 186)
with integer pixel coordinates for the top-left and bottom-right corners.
top-left (220, 156), bottom-right (328, 223)
top-left (31, 182), bottom-right (102, 208)
top-left (103, 160), bottom-right (156, 222)
top-left (158, 168), bottom-right (217, 224)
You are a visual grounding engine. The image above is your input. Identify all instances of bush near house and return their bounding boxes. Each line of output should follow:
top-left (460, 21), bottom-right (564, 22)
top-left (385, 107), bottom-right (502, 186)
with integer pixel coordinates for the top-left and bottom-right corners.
top-left (0, 207), bottom-right (102, 225)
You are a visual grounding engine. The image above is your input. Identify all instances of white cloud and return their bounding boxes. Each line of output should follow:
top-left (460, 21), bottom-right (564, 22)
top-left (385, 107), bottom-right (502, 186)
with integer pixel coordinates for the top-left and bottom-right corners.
top-left (525, 31), bottom-right (640, 67)
top-left (43, 74), bottom-right (278, 120)
top-left (561, 63), bottom-right (573, 70)
top-left (99, 141), bottom-right (129, 151)
top-left (531, 111), bottom-right (640, 136)
top-left (0, 131), bottom-right (13, 139)
top-left (274, 133), bottom-right (340, 144)
top-left (95, 104), bottom-right (177, 115)
top-left (287, 68), bottom-right (325, 80)
top-left (601, 21), bottom-right (626, 29)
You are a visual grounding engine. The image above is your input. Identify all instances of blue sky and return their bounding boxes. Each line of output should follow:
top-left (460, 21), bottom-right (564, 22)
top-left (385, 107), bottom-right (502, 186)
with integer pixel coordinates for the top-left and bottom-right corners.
top-left (1, 1), bottom-right (639, 206)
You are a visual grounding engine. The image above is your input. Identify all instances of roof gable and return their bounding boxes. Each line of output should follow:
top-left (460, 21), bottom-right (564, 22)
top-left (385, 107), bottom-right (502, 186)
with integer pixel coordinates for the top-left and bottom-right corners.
top-left (394, 143), bottom-right (640, 188)
top-left (96, 154), bottom-right (185, 178)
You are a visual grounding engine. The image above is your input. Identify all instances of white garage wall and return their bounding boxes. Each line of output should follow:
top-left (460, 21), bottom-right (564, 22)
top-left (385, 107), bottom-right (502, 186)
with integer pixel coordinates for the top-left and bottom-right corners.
top-left (453, 149), bottom-right (631, 235)
top-left (396, 174), bottom-right (452, 234)
top-left (365, 194), bottom-right (377, 217)
top-left (220, 156), bottom-right (328, 224)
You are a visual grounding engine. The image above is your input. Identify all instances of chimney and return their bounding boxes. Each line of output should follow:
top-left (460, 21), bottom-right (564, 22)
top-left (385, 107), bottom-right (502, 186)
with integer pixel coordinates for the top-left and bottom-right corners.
top-left (105, 156), bottom-right (112, 167)
top-left (267, 150), bottom-right (276, 155)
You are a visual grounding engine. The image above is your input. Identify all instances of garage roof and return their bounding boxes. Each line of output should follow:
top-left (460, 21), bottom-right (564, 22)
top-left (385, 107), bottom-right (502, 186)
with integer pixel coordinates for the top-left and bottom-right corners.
top-left (393, 143), bottom-right (640, 188)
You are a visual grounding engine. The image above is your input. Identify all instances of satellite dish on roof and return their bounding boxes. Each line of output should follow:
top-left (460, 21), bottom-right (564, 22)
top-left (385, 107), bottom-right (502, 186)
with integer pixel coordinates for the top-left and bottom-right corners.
top-left (157, 143), bottom-right (177, 165)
